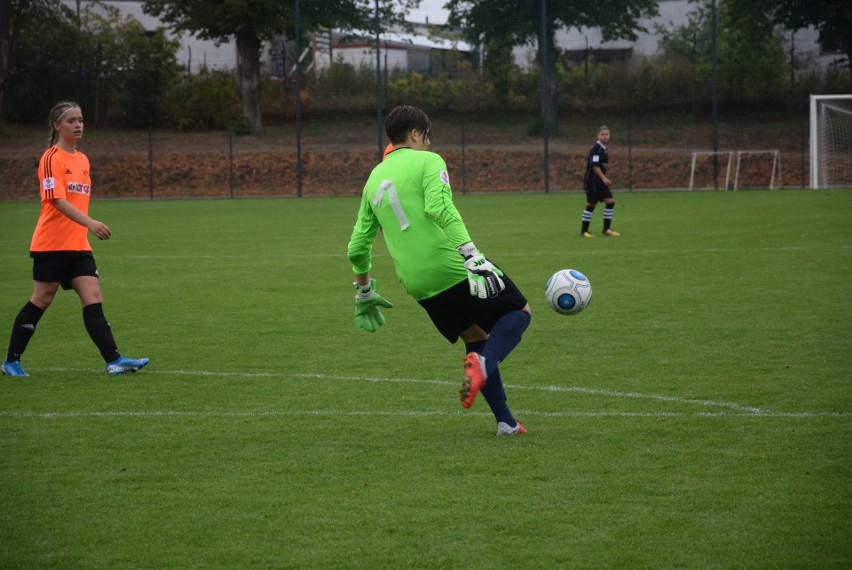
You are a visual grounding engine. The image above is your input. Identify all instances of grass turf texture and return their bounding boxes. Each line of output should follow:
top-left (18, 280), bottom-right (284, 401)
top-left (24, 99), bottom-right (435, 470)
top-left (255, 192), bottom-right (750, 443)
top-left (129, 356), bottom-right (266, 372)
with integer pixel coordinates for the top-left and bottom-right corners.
top-left (1, 190), bottom-right (850, 568)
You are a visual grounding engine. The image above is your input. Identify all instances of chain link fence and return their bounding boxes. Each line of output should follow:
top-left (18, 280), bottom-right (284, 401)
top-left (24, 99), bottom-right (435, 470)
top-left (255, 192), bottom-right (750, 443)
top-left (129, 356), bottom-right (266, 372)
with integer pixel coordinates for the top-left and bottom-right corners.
top-left (1, 0), bottom-right (846, 200)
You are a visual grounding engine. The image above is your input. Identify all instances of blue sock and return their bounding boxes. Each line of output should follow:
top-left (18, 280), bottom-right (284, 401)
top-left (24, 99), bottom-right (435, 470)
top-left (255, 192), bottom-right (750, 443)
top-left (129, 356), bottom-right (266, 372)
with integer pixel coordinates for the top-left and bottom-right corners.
top-left (465, 340), bottom-right (513, 422)
top-left (481, 311), bottom-right (531, 378)
top-left (480, 367), bottom-right (514, 425)
top-left (465, 311), bottom-right (531, 426)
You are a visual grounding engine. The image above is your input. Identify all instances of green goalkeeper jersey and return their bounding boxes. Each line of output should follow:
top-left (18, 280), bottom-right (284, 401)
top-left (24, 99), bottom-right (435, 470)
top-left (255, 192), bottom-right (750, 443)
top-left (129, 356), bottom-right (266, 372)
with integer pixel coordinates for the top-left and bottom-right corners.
top-left (348, 148), bottom-right (470, 301)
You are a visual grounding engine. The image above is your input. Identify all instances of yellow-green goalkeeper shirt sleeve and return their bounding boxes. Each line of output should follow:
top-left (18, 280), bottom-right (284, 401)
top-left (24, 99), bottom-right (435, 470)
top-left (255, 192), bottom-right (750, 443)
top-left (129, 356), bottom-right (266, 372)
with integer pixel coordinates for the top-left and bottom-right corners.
top-left (347, 149), bottom-right (469, 301)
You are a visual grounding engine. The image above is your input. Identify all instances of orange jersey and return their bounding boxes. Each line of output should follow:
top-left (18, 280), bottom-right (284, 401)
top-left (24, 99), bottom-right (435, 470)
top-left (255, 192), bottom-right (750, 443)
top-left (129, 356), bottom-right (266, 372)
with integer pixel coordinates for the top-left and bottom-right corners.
top-left (383, 143), bottom-right (394, 161)
top-left (30, 146), bottom-right (92, 253)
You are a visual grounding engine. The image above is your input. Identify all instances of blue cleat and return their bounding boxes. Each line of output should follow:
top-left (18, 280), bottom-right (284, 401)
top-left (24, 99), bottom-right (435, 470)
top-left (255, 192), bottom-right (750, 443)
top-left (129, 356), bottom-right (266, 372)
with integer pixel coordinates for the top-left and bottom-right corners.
top-left (106, 355), bottom-right (150, 375)
top-left (2, 359), bottom-right (29, 377)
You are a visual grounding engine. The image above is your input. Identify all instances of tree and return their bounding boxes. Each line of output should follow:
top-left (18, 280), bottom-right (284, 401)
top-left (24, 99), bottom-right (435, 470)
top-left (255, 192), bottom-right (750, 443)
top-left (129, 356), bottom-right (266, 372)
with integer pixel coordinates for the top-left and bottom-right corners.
top-left (447, 0), bottom-right (659, 132)
top-left (3, 1), bottom-right (181, 125)
top-left (766, 0), bottom-right (852, 90)
top-left (658, 0), bottom-right (788, 109)
top-left (1, 0), bottom-right (58, 121)
top-left (142, 0), bottom-right (418, 133)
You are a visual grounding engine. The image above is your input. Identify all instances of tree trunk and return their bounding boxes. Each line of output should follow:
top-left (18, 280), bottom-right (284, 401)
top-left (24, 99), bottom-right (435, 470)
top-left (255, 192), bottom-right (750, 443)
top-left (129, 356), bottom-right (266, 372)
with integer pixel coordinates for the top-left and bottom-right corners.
top-left (236, 32), bottom-right (262, 133)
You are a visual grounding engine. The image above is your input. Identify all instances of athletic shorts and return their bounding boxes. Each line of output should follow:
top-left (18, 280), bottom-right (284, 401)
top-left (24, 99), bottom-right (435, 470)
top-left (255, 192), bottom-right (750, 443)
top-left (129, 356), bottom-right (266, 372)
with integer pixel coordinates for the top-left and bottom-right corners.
top-left (585, 183), bottom-right (613, 204)
top-left (31, 252), bottom-right (99, 290)
top-left (418, 271), bottom-right (528, 343)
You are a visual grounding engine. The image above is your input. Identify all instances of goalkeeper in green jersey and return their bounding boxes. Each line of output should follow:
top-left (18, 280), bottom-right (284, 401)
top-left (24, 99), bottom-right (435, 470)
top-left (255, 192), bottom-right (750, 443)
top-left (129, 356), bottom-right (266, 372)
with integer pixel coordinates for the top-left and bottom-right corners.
top-left (347, 105), bottom-right (531, 437)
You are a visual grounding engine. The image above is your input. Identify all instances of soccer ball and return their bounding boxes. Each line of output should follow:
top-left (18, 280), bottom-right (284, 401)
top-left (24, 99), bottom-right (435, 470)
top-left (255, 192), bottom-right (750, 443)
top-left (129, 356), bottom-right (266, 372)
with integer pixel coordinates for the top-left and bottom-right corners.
top-left (545, 269), bottom-right (592, 315)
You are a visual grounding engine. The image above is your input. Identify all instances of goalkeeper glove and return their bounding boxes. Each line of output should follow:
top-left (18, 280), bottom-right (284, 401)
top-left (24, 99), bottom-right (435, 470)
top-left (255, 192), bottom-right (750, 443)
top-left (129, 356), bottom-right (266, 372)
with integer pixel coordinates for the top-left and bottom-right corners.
top-left (457, 242), bottom-right (505, 299)
top-left (354, 279), bottom-right (393, 333)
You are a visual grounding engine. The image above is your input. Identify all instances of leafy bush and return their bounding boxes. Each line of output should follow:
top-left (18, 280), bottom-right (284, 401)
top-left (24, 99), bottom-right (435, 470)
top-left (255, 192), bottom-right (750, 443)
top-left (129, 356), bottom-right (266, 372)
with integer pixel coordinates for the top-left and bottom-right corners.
top-left (172, 68), bottom-right (241, 130)
top-left (113, 26), bottom-right (182, 128)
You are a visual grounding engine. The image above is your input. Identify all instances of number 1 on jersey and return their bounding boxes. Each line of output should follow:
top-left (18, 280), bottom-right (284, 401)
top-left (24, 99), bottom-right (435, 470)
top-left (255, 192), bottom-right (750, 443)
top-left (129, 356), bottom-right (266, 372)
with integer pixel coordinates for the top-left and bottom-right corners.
top-left (373, 180), bottom-right (410, 230)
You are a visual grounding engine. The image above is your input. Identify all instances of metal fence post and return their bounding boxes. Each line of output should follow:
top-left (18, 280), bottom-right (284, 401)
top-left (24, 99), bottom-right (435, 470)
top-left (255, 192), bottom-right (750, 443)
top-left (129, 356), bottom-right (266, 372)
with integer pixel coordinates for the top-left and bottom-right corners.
top-left (147, 130), bottom-right (154, 200)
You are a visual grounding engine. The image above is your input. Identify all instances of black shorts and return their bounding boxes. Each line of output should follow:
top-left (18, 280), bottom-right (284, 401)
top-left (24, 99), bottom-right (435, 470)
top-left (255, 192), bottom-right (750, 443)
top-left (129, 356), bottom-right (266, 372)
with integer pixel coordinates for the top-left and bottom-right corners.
top-left (585, 183), bottom-right (613, 204)
top-left (418, 271), bottom-right (528, 343)
top-left (31, 252), bottom-right (99, 290)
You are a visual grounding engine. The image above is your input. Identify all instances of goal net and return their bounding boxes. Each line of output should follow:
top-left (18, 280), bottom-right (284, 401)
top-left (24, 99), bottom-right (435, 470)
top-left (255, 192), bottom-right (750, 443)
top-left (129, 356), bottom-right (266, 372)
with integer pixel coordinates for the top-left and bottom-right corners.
top-left (689, 150), bottom-right (780, 190)
top-left (810, 94), bottom-right (852, 189)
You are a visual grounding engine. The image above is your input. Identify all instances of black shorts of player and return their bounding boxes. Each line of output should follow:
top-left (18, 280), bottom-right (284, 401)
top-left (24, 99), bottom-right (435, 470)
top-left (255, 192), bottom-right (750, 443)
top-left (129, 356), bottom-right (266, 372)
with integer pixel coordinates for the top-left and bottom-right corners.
top-left (418, 271), bottom-right (528, 344)
top-left (31, 251), bottom-right (99, 290)
top-left (585, 182), bottom-right (613, 205)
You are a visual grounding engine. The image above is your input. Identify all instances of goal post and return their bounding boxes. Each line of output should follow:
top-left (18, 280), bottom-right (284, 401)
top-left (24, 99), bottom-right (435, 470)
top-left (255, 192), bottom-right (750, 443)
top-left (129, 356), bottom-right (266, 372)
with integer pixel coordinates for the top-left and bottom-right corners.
top-left (733, 150), bottom-right (781, 190)
top-left (810, 94), bottom-right (852, 189)
top-left (689, 151), bottom-right (734, 191)
top-left (690, 150), bottom-right (781, 191)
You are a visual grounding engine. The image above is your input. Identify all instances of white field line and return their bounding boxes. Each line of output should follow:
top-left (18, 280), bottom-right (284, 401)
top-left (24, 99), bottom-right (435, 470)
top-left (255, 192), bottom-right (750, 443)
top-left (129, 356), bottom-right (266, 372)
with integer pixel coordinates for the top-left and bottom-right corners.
top-left (0, 410), bottom-right (848, 419)
top-left (0, 245), bottom-right (849, 261)
top-left (1, 367), bottom-right (849, 418)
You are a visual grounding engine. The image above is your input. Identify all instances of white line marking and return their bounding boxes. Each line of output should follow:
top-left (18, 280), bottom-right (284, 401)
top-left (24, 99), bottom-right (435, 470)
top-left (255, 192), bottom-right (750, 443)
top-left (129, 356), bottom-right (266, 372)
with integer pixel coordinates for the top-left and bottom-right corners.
top-left (0, 245), bottom-right (849, 261)
top-left (0, 410), bottom-right (848, 419)
top-left (527, 385), bottom-right (767, 415)
top-left (2, 368), bottom-right (848, 418)
top-left (295, 373), bottom-right (769, 415)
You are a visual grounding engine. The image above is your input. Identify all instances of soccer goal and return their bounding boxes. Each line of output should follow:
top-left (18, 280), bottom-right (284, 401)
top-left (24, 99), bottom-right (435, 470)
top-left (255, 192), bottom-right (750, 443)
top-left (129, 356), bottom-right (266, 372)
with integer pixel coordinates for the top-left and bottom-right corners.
top-left (810, 94), bottom-right (852, 189)
top-left (689, 151), bottom-right (734, 191)
top-left (690, 150), bottom-right (781, 190)
top-left (732, 150), bottom-right (781, 190)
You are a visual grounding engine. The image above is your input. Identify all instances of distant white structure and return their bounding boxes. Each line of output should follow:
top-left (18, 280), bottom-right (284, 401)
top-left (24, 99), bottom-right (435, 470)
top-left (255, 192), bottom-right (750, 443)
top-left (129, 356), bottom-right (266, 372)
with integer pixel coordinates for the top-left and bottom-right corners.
top-left (312, 29), bottom-right (473, 74)
top-left (68, 0), bottom-right (238, 73)
top-left (71, 1), bottom-right (843, 78)
top-left (513, 0), bottom-right (839, 76)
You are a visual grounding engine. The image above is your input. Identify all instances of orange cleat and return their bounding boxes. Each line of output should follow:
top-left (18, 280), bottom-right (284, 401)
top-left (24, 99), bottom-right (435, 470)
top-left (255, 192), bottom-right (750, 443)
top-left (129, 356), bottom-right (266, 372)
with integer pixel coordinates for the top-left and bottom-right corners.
top-left (460, 352), bottom-right (487, 409)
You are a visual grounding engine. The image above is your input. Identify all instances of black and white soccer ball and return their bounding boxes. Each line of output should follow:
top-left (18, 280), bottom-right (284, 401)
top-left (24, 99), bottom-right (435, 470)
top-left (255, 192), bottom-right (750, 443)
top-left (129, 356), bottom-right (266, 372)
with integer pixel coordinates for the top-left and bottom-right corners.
top-left (545, 269), bottom-right (592, 315)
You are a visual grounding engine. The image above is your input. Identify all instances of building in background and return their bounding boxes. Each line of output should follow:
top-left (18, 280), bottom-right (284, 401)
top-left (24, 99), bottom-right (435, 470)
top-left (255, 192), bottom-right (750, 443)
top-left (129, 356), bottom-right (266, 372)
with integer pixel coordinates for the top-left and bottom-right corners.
top-left (70, 1), bottom-right (841, 80)
top-left (311, 29), bottom-right (473, 75)
top-left (512, 0), bottom-right (839, 75)
top-left (69, 0), bottom-right (239, 73)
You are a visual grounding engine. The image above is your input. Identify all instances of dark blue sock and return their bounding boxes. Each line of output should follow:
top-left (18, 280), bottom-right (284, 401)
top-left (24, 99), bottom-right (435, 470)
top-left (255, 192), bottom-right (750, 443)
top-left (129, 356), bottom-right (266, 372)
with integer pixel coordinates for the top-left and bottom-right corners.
top-left (481, 310), bottom-right (531, 378)
top-left (480, 367), bottom-right (514, 425)
top-left (465, 339), bottom-right (513, 423)
top-left (465, 311), bottom-right (531, 426)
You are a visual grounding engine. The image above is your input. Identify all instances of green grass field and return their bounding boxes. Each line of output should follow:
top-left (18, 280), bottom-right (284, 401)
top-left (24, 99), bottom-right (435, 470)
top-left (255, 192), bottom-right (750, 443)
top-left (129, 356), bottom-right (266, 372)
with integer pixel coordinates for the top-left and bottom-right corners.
top-left (1, 190), bottom-right (850, 568)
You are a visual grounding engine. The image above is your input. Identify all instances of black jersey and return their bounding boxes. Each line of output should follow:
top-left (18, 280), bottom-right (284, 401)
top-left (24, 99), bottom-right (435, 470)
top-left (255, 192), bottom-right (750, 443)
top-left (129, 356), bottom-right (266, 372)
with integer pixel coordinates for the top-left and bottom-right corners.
top-left (583, 141), bottom-right (608, 192)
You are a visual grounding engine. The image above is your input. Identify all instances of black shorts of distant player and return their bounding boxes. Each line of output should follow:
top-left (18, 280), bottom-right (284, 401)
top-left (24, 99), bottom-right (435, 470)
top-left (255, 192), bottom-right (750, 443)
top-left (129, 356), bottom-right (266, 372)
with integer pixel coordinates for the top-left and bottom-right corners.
top-left (584, 181), bottom-right (614, 206)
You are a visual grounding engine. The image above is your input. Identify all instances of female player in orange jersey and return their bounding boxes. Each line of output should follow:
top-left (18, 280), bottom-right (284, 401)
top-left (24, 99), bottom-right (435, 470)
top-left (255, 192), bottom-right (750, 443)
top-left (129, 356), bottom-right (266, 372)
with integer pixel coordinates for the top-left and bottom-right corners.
top-left (1, 101), bottom-right (149, 377)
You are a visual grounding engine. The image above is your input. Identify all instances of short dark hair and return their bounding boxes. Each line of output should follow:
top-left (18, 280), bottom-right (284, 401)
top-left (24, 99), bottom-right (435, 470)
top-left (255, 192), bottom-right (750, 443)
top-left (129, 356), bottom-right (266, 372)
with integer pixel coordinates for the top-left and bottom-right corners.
top-left (385, 105), bottom-right (432, 145)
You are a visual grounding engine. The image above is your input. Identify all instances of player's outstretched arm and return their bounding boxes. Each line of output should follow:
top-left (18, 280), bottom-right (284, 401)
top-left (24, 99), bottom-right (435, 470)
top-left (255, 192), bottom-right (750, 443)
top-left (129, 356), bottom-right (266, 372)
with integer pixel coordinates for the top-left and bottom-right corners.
top-left (457, 242), bottom-right (505, 299)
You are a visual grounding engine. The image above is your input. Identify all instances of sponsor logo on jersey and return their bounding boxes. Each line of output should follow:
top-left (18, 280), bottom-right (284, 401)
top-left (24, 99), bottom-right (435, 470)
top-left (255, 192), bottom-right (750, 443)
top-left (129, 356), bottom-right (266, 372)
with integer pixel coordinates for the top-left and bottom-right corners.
top-left (43, 177), bottom-right (55, 190)
top-left (67, 182), bottom-right (91, 194)
top-left (440, 170), bottom-right (450, 185)
top-left (66, 169), bottom-right (72, 174)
